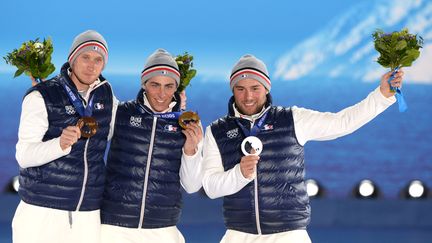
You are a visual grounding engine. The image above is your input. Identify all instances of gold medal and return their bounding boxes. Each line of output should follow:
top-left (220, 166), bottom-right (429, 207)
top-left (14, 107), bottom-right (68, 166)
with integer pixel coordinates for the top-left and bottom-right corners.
top-left (77, 117), bottom-right (98, 138)
top-left (178, 111), bottom-right (200, 129)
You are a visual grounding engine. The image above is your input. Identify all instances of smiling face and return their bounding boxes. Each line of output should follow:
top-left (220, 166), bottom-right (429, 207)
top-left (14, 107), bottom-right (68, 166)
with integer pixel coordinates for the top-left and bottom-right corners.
top-left (70, 50), bottom-right (104, 90)
top-left (144, 76), bottom-right (177, 112)
top-left (233, 78), bottom-right (268, 116)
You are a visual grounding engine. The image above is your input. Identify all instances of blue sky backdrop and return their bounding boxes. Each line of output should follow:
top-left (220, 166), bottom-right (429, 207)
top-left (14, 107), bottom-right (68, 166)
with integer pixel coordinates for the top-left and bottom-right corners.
top-left (3, 0), bottom-right (429, 83)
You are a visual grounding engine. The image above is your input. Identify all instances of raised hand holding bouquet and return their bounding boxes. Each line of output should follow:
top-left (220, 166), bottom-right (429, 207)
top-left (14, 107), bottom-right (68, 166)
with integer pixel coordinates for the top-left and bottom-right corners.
top-left (3, 38), bottom-right (55, 86)
top-left (175, 52), bottom-right (200, 128)
top-left (372, 28), bottom-right (423, 112)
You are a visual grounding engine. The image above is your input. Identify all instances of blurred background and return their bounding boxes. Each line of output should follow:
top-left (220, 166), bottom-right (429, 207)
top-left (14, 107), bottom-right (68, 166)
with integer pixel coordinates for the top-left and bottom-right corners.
top-left (1, 0), bottom-right (431, 242)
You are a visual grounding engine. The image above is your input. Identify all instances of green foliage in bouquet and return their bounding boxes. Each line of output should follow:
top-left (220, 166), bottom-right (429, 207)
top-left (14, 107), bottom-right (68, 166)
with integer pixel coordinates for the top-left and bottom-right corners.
top-left (372, 28), bottom-right (423, 70)
top-left (175, 52), bottom-right (196, 92)
top-left (3, 38), bottom-right (55, 80)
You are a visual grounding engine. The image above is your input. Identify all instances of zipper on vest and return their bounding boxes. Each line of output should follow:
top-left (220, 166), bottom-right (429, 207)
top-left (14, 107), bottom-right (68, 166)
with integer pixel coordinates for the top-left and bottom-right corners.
top-left (249, 119), bottom-right (262, 234)
top-left (76, 138), bottom-right (91, 211)
top-left (254, 176), bottom-right (262, 234)
top-left (138, 116), bottom-right (158, 228)
top-left (68, 211), bottom-right (73, 228)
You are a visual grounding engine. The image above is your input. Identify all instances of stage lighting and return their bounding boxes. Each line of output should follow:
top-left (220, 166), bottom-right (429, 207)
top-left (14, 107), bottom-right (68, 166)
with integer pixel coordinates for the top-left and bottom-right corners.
top-left (402, 180), bottom-right (428, 199)
top-left (353, 179), bottom-right (380, 199)
top-left (305, 179), bottom-right (324, 198)
top-left (5, 175), bottom-right (20, 193)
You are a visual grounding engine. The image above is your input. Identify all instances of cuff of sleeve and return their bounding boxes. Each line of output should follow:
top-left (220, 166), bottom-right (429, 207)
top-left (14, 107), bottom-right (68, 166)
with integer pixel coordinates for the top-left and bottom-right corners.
top-left (54, 137), bottom-right (71, 155)
top-left (374, 86), bottom-right (396, 105)
top-left (234, 164), bottom-right (253, 184)
top-left (182, 140), bottom-right (203, 159)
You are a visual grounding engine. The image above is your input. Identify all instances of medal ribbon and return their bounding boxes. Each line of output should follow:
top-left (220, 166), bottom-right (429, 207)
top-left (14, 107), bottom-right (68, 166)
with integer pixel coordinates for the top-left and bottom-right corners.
top-left (236, 110), bottom-right (269, 137)
top-left (137, 104), bottom-right (181, 120)
top-left (62, 81), bottom-right (95, 117)
top-left (388, 67), bottom-right (407, 112)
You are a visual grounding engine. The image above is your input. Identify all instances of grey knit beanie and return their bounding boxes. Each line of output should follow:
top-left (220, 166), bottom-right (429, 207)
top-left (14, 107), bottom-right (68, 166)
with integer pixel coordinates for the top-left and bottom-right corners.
top-left (68, 30), bottom-right (108, 69)
top-left (230, 54), bottom-right (271, 91)
top-left (141, 48), bottom-right (180, 87)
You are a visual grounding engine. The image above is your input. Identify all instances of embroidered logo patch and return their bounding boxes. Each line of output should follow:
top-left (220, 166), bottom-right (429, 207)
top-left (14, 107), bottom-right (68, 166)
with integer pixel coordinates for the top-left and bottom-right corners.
top-left (65, 105), bottom-right (76, 115)
top-left (130, 116), bottom-right (142, 127)
top-left (94, 103), bottom-right (104, 110)
top-left (226, 128), bottom-right (239, 139)
top-left (164, 124), bottom-right (178, 132)
top-left (263, 124), bottom-right (274, 131)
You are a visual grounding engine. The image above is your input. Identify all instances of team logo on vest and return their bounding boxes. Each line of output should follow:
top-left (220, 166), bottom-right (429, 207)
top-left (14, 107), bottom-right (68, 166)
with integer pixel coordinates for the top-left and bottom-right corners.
top-left (130, 116), bottom-right (142, 127)
top-left (226, 128), bottom-right (239, 139)
top-left (164, 124), bottom-right (178, 132)
top-left (94, 102), bottom-right (104, 110)
top-left (263, 124), bottom-right (274, 131)
top-left (65, 105), bottom-right (76, 115)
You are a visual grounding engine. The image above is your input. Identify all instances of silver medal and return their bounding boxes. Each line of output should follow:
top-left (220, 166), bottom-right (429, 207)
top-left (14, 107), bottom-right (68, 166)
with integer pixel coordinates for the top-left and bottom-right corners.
top-left (241, 136), bottom-right (263, 156)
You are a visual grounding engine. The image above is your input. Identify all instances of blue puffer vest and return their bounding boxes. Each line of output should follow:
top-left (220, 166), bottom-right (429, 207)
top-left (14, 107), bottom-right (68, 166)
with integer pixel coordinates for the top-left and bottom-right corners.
top-left (18, 62), bottom-right (113, 211)
top-left (210, 95), bottom-right (311, 235)
top-left (101, 89), bottom-right (185, 228)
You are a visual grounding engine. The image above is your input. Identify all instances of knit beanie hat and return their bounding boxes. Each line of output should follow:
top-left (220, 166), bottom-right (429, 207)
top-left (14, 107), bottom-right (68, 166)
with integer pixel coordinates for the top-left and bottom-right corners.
top-left (141, 48), bottom-right (180, 87)
top-left (230, 54), bottom-right (271, 91)
top-left (68, 30), bottom-right (108, 69)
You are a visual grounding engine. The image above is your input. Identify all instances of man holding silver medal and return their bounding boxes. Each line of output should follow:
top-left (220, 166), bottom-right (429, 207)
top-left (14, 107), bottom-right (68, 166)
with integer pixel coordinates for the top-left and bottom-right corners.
top-left (100, 49), bottom-right (203, 243)
top-left (202, 54), bottom-right (404, 243)
top-left (13, 30), bottom-right (118, 243)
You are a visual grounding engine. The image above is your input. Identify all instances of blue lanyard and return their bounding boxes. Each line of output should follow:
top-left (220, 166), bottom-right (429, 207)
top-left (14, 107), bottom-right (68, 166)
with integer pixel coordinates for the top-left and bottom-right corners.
top-left (138, 104), bottom-right (181, 120)
top-left (62, 82), bottom-right (95, 117)
top-left (235, 110), bottom-right (269, 137)
top-left (388, 67), bottom-right (407, 112)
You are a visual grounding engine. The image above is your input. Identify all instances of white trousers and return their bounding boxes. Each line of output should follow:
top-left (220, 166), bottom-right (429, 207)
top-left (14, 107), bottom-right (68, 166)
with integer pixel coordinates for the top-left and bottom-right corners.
top-left (100, 224), bottom-right (185, 243)
top-left (220, 229), bottom-right (312, 243)
top-left (12, 201), bottom-right (101, 243)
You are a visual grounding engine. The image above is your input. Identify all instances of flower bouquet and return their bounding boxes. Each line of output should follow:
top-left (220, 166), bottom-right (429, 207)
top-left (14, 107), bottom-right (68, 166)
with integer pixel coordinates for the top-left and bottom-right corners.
top-left (175, 52), bottom-right (196, 93)
top-left (3, 38), bottom-right (55, 86)
top-left (372, 28), bottom-right (423, 112)
top-left (175, 52), bottom-right (199, 124)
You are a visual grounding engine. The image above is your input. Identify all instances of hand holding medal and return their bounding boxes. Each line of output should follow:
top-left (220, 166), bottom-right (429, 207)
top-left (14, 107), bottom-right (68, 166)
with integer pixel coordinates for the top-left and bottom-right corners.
top-left (62, 82), bottom-right (99, 139)
top-left (372, 28), bottom-right (423, 112)
top-left (77, 117), bottom-right (98, 138)
top-left (240, 136), bottom-right (263, 179)
top-left (178, 111), bottom-right (200, 129)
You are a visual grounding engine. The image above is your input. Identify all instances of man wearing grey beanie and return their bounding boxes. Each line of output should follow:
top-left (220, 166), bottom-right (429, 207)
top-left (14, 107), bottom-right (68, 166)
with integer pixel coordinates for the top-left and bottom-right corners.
top-left (13, 30), bottom-right (118, 243)
top-left (100, 48), bottom-right (203, 243)
top-left (202, 54), bottom-right (405, 243)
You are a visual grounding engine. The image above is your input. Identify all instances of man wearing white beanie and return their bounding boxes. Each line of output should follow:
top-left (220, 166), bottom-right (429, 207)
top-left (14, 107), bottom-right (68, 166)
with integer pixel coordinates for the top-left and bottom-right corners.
top-left (100, 48), bottom-right (203, 243)
top-left (13, 30), bottom-right (118, 243)
top-left (202, 54), bottom-right (405, 243)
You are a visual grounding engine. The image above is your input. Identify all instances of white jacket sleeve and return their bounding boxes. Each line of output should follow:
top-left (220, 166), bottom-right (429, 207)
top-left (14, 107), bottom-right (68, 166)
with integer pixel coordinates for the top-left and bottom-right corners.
top-left (201, 126), bottom-right (253, 199)
top-left (180, 138), bottom-right (204, 193)
top-left (15, 91), bottom-right (70, 168)
top-left (293, 87), bottom-right (396, 146)
top-left (107, 95), bottom-right (119, 141)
